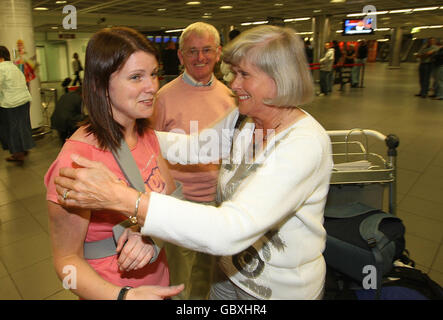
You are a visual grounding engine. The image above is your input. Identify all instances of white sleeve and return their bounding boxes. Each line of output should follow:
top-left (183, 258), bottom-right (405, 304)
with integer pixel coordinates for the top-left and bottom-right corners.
top-left (141, 133), bottom-right (331, 256)
top-left (155, 107), bottom-right (239, 164)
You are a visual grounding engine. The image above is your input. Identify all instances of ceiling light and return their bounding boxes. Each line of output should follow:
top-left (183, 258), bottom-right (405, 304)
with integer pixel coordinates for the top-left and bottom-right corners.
top-left (330, 0), bottom-right (346, 3)
top-left (284, 17), bottom-right (311, 22)
top-left (252, 21), bottom-right (268, 25)
top-left (165, 29), bottom-right (185, 33)
top-left (296, 32), bottom-right (313, 35)
top-left (157, 8), bottom-right (166, 11)
top-left (347, 13), bottom-right (366, 17)
top-left (347, 11), bottom-right (388, 17)
top-left (186, 1), bottom-right (201, 5)
top-left (389, 9), bottom-right (412, 13)
top-left (34, 7), bottom-right (49, 10)
top-left (377, 39), bottom-right (389, 42)
top-left (429, 25), bottom-right (443, 28)
top-left (55, 1), bottom-right (67, 4)
top-left (336, 30), bottom-right (343, 33)
top-left (220, 6), bottom-right (233, 9)
top-left (313, 10), bottom-right (322, 13)
top-left (241, 22), bottom-right (252, 26)
top-left (202, 15), bottom-right (211, 19)
top-left (51, 26), bottom-right (59, 29)
top-left (412, 7), bottom-right (439, 11)
top-left (375, 28), bottom-right (390, 31)
top-left (274, 3), bottom-right (284, 6)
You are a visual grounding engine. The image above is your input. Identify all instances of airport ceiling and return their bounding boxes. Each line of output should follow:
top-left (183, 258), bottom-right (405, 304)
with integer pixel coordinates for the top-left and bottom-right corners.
top-left (32, 0), bottom-right (443, 35)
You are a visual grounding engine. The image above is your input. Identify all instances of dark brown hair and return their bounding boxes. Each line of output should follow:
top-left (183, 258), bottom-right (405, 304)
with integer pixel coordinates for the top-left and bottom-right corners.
top-left (83, 27), bottom-right (159, 152)
top-left (0, 46), bottom-right (11, 61)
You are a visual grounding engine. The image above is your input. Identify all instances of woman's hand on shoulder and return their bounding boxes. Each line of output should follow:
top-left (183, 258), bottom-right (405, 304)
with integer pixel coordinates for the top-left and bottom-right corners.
top-left (55, 153), bottom-right (134, 213)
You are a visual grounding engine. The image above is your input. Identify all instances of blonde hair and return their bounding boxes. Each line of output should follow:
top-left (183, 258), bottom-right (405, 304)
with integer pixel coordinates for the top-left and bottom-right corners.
top-left (179, 22), bottom-right (220, 49)
top-left (223, 25), bottom-right (314, 107)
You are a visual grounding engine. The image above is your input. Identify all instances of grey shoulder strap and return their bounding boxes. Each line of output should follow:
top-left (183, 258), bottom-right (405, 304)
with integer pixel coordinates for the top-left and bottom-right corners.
top-left (84, 139), bottom-right (161, 262)
top-left (112, 139), bottom-right (146, 192)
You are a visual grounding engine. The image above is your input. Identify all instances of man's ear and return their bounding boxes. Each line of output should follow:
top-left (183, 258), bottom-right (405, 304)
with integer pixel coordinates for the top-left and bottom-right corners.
top-left (177, 49), bottom-right (184, 65)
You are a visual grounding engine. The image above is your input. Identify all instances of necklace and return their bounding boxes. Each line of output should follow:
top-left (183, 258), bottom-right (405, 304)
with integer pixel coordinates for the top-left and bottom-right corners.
top-left (263, 123), bottom-right (281, 141)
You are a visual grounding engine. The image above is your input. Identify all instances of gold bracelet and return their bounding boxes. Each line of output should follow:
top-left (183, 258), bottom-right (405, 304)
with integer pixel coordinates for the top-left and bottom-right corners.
top-left (129, 191), bottom-right (143, 225)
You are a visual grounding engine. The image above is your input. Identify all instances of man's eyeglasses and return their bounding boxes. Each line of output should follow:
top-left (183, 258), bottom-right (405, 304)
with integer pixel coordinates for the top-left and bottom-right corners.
top-left (183, 47), bottom-right (217, 58)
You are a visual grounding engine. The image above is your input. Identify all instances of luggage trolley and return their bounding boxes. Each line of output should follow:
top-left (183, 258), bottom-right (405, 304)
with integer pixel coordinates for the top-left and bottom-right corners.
top-left (325, 129), bottom-right (400, 216)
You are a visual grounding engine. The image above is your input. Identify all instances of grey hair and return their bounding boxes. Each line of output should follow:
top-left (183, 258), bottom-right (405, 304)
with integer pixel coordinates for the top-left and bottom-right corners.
top-left (179, 22), bottom-right (221, 49)
top-left (222, 25), bottom-right (314, 107)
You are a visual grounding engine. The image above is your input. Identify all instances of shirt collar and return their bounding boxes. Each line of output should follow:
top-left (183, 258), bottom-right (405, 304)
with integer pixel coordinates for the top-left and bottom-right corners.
top-left (182, 70), bottom-right (214, 87)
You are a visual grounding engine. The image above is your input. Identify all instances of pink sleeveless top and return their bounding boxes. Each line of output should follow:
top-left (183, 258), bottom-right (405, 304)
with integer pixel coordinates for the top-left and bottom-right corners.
top-left (45, 128), bottom-right (169, 288)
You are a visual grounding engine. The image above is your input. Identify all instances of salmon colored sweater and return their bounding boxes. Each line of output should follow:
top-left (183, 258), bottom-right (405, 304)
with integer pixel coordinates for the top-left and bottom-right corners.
top-left (153, 75), bottom-right (235, 202)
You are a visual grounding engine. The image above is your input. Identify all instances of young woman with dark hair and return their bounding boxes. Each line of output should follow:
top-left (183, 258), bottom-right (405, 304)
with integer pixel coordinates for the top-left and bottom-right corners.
top-left (44, 27), bottom-right (183, 300)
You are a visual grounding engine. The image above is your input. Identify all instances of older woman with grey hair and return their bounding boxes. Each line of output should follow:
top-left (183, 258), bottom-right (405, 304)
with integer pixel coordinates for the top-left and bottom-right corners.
top-left (54, 25), bottom-right (333, 300)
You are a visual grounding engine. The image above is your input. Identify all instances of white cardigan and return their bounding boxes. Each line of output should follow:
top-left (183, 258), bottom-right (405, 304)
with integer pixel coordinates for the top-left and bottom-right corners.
top-left (144, 111), bottom-right (333, 299)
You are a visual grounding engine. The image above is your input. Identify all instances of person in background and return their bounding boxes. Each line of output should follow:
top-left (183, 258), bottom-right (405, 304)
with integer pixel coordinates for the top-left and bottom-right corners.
top-left (0, 45), bottom-right (35, 163)
top-left (344, 43), bottom-right (356, 65)
top-left (305, 40), bottom-right (314, 65)
top-left (331, 40), bottom-right (343, 88)
top-left (72, 52), bottom-right (83, 86)
top-left (432, 44), bottom-right (443, 100)
top-left (220, 29), bottom-right (241, 85)
top-left (318, 42), bottom-right (334, 96)
top-left (429, 39), bottom-right (442, 98)
top-left (415, 38), bottom-right (439, 98)
top-left (161, 41), bottom-right (180, 83)
top-left (151, 22), bottom-right (236, 300)
top-left (351, 40), bottom-right (368, 88)
top-left (50, 77), bottom-right (85, 143)
top-left (44, 27), bottom-right (183, 300)
top-left (55, 25), bottom-right (333, 300)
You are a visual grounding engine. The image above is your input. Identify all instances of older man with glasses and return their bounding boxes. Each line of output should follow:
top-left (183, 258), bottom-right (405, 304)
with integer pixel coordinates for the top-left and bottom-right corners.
top-left (151, 22), bottom-right (236, 300)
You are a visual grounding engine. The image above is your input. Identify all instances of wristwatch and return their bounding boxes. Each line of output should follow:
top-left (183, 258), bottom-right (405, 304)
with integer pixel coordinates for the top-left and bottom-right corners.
top-left (117, 286), bottom-right (132, 300)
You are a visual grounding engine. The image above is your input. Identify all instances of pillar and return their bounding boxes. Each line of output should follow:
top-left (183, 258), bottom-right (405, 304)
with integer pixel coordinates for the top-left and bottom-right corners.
top-left (0, 0), bottom-right (44, 129)
top-left (312, 15), bottom-right (331, 63)
top-left (389, 27), bottom-right (403, 69)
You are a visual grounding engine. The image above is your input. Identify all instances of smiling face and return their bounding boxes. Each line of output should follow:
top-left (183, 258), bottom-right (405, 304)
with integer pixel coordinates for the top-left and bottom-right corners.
top-left (230, 59), bottom-right (277, 118)
top-left (178, 31), bottom-right (221, 83)
top-left (108, 51), bottom-right (159, 127)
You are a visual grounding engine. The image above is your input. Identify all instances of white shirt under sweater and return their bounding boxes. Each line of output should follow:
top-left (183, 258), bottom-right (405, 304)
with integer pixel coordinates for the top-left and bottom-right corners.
top-left (144, 110), bottom-right (333, 299)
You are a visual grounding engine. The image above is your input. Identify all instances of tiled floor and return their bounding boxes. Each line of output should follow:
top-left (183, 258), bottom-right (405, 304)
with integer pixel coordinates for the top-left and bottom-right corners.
top-left (0, 62), bottom-right (442, 300)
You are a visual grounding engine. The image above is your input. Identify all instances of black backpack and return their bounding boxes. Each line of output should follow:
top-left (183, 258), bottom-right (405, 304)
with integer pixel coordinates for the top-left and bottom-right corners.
top-left (324, 253), bottom-right (443, 300)
top-left (323, 202), bottom-right (406, 298)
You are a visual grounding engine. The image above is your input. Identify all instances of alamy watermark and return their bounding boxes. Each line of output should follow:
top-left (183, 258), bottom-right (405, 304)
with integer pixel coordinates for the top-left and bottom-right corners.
top-left (363, 5), bottom-right (378, 30)
top-left (362, 264), bottom-right (377, 290)
top-left (62, 265), bottom-right (77, 289)
top-left (162, 121), bottom-right (278, 168)
top-left (62, 5), bottom-right (77, 30)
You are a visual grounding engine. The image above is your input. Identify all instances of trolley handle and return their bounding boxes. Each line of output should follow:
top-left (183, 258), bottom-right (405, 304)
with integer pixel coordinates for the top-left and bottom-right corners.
top-left (327, 129), bottom-right (387, 141)
top-left (327, 129), bottom-right (400, 166)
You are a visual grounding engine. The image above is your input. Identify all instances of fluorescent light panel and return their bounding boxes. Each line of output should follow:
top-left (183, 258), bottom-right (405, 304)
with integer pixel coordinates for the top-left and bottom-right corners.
top-left (412, 7), bottom-right (439, 11)
top-left (165, 29), bottom-right (185, 33)
top-left (389, 9), bottom-right (412, 13)
top-left (284, 17), bottom-right (311, 22)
